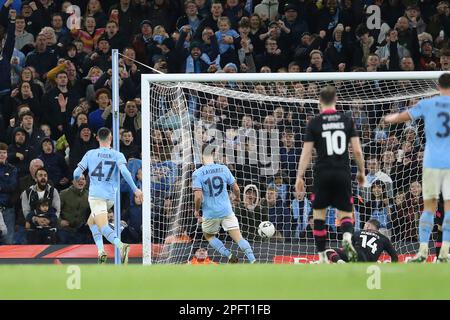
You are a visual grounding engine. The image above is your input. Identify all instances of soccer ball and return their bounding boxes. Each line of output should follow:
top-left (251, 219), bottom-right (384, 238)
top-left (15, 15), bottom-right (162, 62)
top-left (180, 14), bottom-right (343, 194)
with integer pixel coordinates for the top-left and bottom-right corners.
top-left (258, 221), bottom-right (275, 238)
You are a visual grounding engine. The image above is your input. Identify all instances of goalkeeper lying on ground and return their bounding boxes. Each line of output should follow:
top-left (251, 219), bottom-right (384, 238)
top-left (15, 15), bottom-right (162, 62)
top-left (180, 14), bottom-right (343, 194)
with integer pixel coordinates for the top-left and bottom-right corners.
top-left (325, 219), bottom-right (398, 263)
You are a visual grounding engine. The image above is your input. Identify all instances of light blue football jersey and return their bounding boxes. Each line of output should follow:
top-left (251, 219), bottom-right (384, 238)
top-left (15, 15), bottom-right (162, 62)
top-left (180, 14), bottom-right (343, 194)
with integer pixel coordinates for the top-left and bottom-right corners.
top-left (192, 163), bottom-right (236, 219)
top-left (77, 147), bottom-right (127, 200)
top-left (408, 95), bottom-right (450, 169)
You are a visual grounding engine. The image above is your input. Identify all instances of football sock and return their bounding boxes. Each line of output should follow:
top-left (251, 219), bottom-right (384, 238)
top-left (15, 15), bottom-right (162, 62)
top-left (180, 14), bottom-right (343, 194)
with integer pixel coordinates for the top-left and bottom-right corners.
top-left (418, 210), bottom-right (434, 245)
top-left (436, 228), bottom-right (443, 258)
top-left (439, 211), bottom-right (450, 258)
top-left (238, 239), bottom-right (256, 262)
top-left (340, 217), bottom-right (354, 235)
top-left (209, 237), bottom-right (231, 258)
top-left (313, 219), bottom-right (327, 253)
top-left (89, 224), bottom-right (104, 253)
top-left (100, 224), bottom-right (122, 248)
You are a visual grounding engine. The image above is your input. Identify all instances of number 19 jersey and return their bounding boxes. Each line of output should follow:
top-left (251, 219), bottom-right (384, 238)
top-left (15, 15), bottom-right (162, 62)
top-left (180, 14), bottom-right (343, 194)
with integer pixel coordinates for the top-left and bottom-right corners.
top-left (305, 110), bottom-right (358, 171)
top-left (77, 147), bottom-right (127, 201)
top-left (192, 163), bottom-right (235, 220)
top-left (408, 95), bottom-right (450, 169)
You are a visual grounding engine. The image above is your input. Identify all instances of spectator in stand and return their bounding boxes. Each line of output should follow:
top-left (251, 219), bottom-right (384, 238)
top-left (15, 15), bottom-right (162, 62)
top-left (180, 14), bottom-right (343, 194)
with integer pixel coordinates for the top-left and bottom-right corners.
top-left (306, 49), bottom-right (331, 72)
top-left (0, 142), bottom-right (18, 244)
top-left (57, 173), bottom-right (90, 244)
top-left (194, 0), bottom-right (223, 39)
top-left (25, 197), bottom-right (57, 244)
top-left (38, 137), bottom-right (69, 190)
top-left (14, 15), bottom-right (34, 51)
top-left (21, 166), bottom-right (60, 224)
top-left (426, 1), bottom-right (450, 40)
top-left (440, 49), bottom-right (450, 71)
top-left (176, 0), bottom-right (204, 34)
top-left (7, 126), bottom-right (35, 178)
top-left (363, 157), bottom-right (393, 202)
top-left (360, 180), bottom-right (391, 233)
top-left (104, 99), bottom-right (141, 136)
top-left (281, 3), bottom-right (308, 46)
top-left (70, 15), bottom-right (105, 55)
top-left (223, 0), bottom-right (250, 27)
top-left (400, 56), bottom-right (415, 71)
top-left (395, 16), bottom-right (420, 65)
top-left (419, 39), bottom-right (440, 70)
top-left (120, 129), bottom-right (140, 160)
top-left (7, 81), bottom-right (43, 124)
top-left (41, 71), bottom-right (80, 139)
top-left (132, 20), bottom-right (156, 65)
top-left (259, 186), bottom-right (289, 241)
top-left (85, 0), bottom-right (108, 29)
top-left (375, 29), bottom-right (410, 71)
top-left (88, 88), bottom-right (110, 132)
top-left (109, 0), bottom-right (142, 41)
top-left (324, 23), bottom-right (351, 71)
top-left (215, 16), bottom-right (240, 68)
top-left (24, 33), bottom-right (57, 80)
top-left (255, 38), bottom-right (287, 72)
top-left (103, 20), bottom-right (127, 51)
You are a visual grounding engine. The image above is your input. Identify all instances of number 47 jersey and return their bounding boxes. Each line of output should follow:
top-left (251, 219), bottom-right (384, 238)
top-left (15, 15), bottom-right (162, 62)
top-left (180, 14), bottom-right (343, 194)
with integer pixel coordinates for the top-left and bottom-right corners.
top-left (305, 110), bottom-right (358, 171)
top-left (77, 147), bottom-right (127, 201)
top-left (192, 163), bottom-right (235, 220)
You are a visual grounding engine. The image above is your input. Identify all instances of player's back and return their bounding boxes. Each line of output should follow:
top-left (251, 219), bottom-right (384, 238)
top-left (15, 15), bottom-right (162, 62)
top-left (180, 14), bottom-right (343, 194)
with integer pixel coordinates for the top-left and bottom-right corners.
top-left (408, 95), bottom-right (450, 169)
top-left (192, 163), bottom-right (235, 220)
top-left (352, 230), bottom-right (397, 262)
top-left (305, 110), bottom-right (357, 171)
top-left (81, 147), bottom-right (127, 200)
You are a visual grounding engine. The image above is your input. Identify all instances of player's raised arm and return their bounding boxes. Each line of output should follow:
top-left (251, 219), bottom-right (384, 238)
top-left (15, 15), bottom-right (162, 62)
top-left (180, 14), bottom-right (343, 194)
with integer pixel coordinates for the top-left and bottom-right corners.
top-left (384, 237), bottom-right (399, 263)
top-left (384, 111), bottom-right (413, 124)
top-left (350, 136), bottom-right (366, 186)
top-left (295, 141), bottom-right (314, 194)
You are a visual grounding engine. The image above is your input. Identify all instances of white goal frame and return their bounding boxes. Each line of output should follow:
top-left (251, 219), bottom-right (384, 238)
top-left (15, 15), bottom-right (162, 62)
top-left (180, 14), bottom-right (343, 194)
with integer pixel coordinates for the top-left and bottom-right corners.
top-left (141, 71), bottom-right (444, 265)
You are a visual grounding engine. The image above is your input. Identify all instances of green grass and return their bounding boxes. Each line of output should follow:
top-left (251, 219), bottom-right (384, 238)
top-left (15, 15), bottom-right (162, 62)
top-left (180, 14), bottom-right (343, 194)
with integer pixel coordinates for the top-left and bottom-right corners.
top-left (0, 264), bottom-right (449, 299)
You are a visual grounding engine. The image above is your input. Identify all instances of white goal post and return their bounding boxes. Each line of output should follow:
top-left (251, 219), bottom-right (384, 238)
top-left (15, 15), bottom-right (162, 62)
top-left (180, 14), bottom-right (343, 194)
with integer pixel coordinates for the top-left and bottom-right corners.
top-left (141, 71), bottom-right (444, 265)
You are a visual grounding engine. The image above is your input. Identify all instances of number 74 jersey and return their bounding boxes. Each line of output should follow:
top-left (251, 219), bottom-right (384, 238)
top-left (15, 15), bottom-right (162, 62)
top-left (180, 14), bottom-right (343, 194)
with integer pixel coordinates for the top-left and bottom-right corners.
top-left (192, 163), bottom-right (235, 220)
top-left (305, 110), bottom-right (358, 171)
top-left (77, 147), bottom-right (128, 201)
top-left (408, 96), bottom-right (450, 169)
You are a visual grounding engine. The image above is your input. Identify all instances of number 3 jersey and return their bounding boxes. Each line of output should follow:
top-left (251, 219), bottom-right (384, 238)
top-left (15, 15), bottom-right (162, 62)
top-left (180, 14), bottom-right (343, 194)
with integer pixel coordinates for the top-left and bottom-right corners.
top-left (192, 163), bottom-right (236, 220)
top-left (77, 147), bottom-right (127, 201)
top-left (408, 96), bottom-right (450, 169)
top-left (305, 110), bottom-right (358, 172)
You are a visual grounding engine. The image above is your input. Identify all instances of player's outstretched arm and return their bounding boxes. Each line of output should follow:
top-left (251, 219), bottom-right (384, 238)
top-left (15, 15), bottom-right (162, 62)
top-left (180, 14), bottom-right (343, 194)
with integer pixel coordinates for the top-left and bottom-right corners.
top-left (231, 183), bottom-right (240, 200)
top-left (194, 190), bottom-right (202, 223)
top-left (118, 163), bottom-right (142, 202)
top-left (350, 136), bottom-right (366, 186)
top-left (384, 111), bottom-right (412, 124)
top-left (73, 166), bottom-right (83, 181)
top-left (295, 141), bottom-right (314, 194)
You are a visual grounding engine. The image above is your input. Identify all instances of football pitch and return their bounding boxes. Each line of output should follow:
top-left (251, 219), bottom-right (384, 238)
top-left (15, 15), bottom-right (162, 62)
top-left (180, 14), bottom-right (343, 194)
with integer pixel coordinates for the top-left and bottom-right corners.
top-left (0, 263), bottom-right (449, 300)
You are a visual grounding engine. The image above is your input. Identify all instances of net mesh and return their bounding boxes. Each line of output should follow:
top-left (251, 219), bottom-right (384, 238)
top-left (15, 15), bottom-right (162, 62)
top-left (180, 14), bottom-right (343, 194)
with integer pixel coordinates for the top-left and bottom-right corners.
top-left (145, 78), bottom-right (439, 264)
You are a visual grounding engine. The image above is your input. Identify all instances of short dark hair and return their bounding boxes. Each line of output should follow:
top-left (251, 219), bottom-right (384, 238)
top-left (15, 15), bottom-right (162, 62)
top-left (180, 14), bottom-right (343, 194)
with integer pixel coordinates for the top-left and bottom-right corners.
top-left (95, 88), bottom-right (111, 100)
top-left (97, 127), bottom-right (111, 141)
top-left (438, 73), bottom-right (450, 89)
top-left (19, 110), bottom-right (34, 121)
top-left (319, 86), bottom-right (336, 105)
top-left (0, 142), bottom-right (7, 151)
top-left (55, 70), bottom-right (68, 78)
top-left (366, 219), bottom-right (381, 230)
top-left (34, 166), bottom-right (48, 178)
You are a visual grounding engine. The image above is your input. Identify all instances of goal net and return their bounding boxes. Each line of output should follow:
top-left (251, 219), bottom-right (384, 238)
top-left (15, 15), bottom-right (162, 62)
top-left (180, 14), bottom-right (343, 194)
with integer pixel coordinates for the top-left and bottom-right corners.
top-left (141, 72), bottom-right (442, 264)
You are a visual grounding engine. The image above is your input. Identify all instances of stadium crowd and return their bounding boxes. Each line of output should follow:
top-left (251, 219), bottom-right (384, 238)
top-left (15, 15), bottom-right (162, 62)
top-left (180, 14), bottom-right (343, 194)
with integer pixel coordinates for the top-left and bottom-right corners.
top-left (0, 0), bottom-right (448, 246)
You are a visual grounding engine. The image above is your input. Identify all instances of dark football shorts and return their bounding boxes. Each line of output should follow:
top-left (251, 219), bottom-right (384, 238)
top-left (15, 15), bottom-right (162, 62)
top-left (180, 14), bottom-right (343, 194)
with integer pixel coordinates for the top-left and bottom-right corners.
top-left (312, 168), bottom-right (353, 212)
